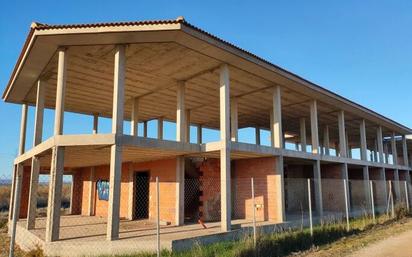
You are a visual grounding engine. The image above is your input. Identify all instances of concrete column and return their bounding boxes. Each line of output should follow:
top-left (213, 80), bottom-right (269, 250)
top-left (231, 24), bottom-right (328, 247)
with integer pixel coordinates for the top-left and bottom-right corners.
top-left (271, 85), bottom-right (282, 148)
top-left (391, 133), bottom-right (398, 165)
top-left (299, 117), bottom-right (306, 152)
top-left (87, 167), bottom-right (96, 216)
top-left (379, 168), bottom-right (389, 208)
top-left (176, 81), bottom-right (186, 142)
top-left (323, 125), bottom-right (330, 155)
top-left (275, 156), bottom-right (285, 222)
top-left (394, 169), bottom-right (401, 201)
top-left (107, 45), bottom-right (125, 241)
top-left (338, 110), bottom-right (347, 158)
top-left (175, 156), bottom-right (185, 225)
top-left (346, 131), bottom-right (351, 158)
top-left (219, 64), bottom-right (231, 231)
top-left (45, 48), bottom-right (67, 242)
top-left (27, 80), bottom-right (45, 229)
top-left (230, 98), bottom-right (238, 142)
top-left (310, 100), bottom-right (319, 154)
top-left (158, 118), bottom-right (163, 140)
top-left (143, 121), bottom-right (148, 138)
top-left (342, 163), bottom-right (351, 214)
top-left (45, 146), bottom-right (65, 242)
top-left (363, 166), bottom-right (372, 210)
top-left (377, 126), bottom-right (384, 163)
top-left (130, 97), bottom-right (139, 136)
top-left (53, 48), bottom-right (67, 136)
top-left (255, 127), bottom-right (260, 145)
top-left (384, 142), bottom-right (389, 164)
top-left (9, 164), bottom-right (23, 249)
top-left (185, 109), bottom-right (191, 142)
top-left (360, 119), bottom-right (367, 161)
top-left (93, 114), bottom-right (98, 134)
top-left (197, 125), bottom-right (202, 144)
top-left (402, 135), bottom-right (409, 167)
top-left (9, 104), bottom-right (28, 222)
top-left (313, 160), bottom-right (323, 217)
top-left (373, 140), bottom-right (378, 162)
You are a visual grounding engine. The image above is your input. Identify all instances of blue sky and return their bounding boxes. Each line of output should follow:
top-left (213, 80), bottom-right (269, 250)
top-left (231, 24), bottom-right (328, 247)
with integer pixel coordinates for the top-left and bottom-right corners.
top-left (0, 1), bottom-right (411, 177)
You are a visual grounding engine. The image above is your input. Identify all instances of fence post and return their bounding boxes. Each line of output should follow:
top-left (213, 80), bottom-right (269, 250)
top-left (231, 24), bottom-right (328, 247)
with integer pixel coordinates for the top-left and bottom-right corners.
top-left (344, 179), bottom-right (350, 231)
top-left (405, 181), bottom-right (410, 213)
top-left (307, 178), bottom-right (313, 236)
top-left (156, 177), bottom-right (160, 257)
top-left (369, 180), bottom-right (375, 223)
top-left (251, 177), bottom-right (257, 248)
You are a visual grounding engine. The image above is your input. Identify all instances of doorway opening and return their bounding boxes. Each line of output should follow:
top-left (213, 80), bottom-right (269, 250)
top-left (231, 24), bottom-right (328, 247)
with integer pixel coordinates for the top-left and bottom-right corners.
top-left (134, 171), bottom-right (150, 219)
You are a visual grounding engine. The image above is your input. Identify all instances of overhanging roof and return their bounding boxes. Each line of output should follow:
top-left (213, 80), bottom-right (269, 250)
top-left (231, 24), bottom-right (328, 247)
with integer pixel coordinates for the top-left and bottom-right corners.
top-left (3, 17), bottom-right (412, 135)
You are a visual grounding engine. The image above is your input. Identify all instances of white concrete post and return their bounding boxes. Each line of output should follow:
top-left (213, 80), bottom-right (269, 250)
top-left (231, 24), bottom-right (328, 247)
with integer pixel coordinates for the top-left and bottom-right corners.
top-left (343, 178), bottom-right (350, 231)
top-left (299, 117), bottom-right (306, 152)
top-left (402, 135), bottom-right (409, 167)
top-left (176, 81), bottom-right (186, 143)
top-left (45, 48), bottom-right (67, 242)
top-left (370, 181), bottom-right (375, 223)
top-left (130, 97), bottom-right (139, 136)
top-left (391, 133), bottom-right (398, 165)
top-left (310, 100), bottom-right (319, 154)
top-left (158, 118), bottom-right (163, 140)
top-left (175, 156), bottom-right (185, 226)
top-left (93, 114), bottom-right (98, 134)
top-left (106, 45), bottom-right (125, 241)
top-left (360, 119), bottom-right (367, 161)
top-left (27, 80), bottom-right (45, 229)
top-left (323, 125), bottom-right (330, 155)
top-left (255, 127), bottom-right (260, 145)
top-left (338, 110), bottom-right (347, 158)
top-left (9, 164), bottom-right (23, 257)
top-left (197, 125), bottom-right (202, 144)
top-left (271, 85), bottom-right (283, 148)
top-left (307, 178), bottom-right (313, 236)
top-left (88, 167), bottom-right (96, 216)
top-left (156, 177), bottom-right (160, 257)
top-left (219, 64), bottom-right (231, 231)
top-left (342, 163), bottom-right (351, 214)
top-left (377, 126), bottom-right (384, 163)
top-left (313, 160), bottom-right (323, 217)
top-left (230, 98), bottom-right (238, 142)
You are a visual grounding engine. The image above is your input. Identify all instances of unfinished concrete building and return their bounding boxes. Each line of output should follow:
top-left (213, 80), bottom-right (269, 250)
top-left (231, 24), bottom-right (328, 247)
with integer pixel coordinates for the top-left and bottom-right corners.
top-left (4, 18), bottom-right (412, 255)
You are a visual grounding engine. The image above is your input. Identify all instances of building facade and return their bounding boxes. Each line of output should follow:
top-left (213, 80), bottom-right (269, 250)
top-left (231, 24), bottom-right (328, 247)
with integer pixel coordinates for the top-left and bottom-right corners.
top-left (4, 17), bottom-right (412, 249)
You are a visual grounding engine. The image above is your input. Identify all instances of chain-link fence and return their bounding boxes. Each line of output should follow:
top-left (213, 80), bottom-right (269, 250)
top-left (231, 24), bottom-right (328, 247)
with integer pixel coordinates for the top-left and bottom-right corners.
top-left (1, 172), bottom-right (412, 257)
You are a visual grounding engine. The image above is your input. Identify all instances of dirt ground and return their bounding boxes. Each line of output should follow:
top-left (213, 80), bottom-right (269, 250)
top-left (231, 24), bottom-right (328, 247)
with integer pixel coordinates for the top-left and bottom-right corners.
top-left (296, 218), bottom-right (412, 257)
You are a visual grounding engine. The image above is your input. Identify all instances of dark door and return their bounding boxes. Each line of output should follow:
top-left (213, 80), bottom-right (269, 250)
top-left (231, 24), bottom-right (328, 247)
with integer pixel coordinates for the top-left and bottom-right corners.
top-left (134, 171), bottom-right (150, 219)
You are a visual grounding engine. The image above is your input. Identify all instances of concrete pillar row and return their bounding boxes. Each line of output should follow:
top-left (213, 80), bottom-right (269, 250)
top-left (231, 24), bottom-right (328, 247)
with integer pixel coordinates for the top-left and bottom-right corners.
top-left (106, 45), bottom-right (126, 241)
top-left (219, 64), bottom-right (231, 231)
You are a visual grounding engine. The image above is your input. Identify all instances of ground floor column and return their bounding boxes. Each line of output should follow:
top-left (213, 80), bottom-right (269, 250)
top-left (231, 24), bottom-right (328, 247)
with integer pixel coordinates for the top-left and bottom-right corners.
top-left (313, 160), bottom-right (323, 217)
top-left (26, 156), bottom-right (40, 229)
top-left (175, 156), bottom-right (185, 226)
top-left (394, 169), bottom-right (401, 202)
top-left (342, 163), bottom-right (351, 215)
top-left (379, 168), bottom-right (389, 207)
top-left (107, 144), bottom-right (122, 240)
top-left (8, 165), bottom-right (17, 223)
top-left (363, 166), bottom-right (372, 211)
top-left (45, 146), bottom-right (65, 242)
top-left (9, 164), bottom-right (23, 253)
top-left (88, 167), bottom-right (96, 216)
top-left (276, 156), bottom-right (285, 222)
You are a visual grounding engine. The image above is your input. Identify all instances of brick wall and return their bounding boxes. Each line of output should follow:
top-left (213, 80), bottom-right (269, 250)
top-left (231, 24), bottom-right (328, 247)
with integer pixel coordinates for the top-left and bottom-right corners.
top-left (321, 164), bottom-right (346, 212)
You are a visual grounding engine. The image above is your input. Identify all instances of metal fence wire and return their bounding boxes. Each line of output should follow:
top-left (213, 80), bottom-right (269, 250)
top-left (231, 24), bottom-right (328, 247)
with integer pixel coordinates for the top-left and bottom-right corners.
top-left (0, 172), bottom-right (412, 257)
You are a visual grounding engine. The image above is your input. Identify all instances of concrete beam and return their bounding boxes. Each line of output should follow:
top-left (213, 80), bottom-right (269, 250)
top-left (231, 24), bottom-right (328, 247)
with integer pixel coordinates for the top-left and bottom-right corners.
top-left (54, 48), bottom-right (67, 136)
top-left (338, 110), bottom-right (347, 158)
top-left (271, 85), bottom-right (282, 148)
top-left (176, 81), bottom-right (186, 143)
top-left (310, 100), bottom-right (319, 154)
top-left (45, 146), bottom-right (65, 242)
top-left (230, 98), bottom-right (238, 142)
top-left (300, 118), bottom-right (307, 152)
top-left (130, 97), bottom-right (139, 136)
top-left (360, 119), bottom-right (367, 161)
top-left (219, 64), bottom-right (231, 231)
top-left (107, 45), bottom-right (125, 241)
